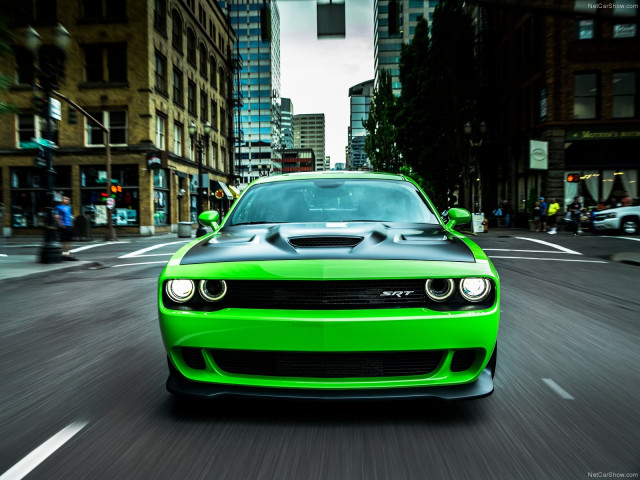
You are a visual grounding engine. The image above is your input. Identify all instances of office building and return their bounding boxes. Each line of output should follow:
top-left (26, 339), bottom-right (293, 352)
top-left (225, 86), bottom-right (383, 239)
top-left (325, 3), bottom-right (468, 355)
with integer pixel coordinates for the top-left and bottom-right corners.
top-left (293, 113), bottom-right (326, 171)
top-left (347, 79), bottom-right (374, 170)
top-left (280, 97), bottom-right (294, 149)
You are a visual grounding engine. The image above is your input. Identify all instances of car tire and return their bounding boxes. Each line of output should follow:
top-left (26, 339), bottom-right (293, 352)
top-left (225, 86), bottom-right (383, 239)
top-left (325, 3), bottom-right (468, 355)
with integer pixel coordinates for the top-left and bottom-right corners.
top-left (621, 217), bottom-right (639, 235)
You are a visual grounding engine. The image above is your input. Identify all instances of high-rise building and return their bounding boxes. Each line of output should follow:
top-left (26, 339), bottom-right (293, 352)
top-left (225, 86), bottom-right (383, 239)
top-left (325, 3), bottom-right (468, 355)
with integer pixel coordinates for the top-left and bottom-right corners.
top-left (348, 80), bottom-right (374, 170)
top-left (374, 0), bottom-right (439, 95)
top-left (280, 97), bottom-right (294, 149)
top-left (293, 113), bottom-right (326, 171)
top-left (0, 0), bottom-right (236, 237)
top-left (224, 0), bottom-right (281, 188)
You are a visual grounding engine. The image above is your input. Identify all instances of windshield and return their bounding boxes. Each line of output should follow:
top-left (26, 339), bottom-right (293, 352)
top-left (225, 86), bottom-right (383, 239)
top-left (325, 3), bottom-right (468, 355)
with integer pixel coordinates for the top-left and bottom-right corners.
top-left (227, 178), bottom-right (439, 226)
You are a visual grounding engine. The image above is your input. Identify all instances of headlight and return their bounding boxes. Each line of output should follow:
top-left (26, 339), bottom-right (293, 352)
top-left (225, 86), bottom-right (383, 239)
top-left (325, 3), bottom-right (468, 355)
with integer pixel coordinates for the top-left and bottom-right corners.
top-left (425, 278), bottom-right (455, 302)
top-left (165, 279), bottom-right (195, 303)
top-left (199, 280), bottom-right (227, 302)
top-left (459, 278), bottom-right (491, 302)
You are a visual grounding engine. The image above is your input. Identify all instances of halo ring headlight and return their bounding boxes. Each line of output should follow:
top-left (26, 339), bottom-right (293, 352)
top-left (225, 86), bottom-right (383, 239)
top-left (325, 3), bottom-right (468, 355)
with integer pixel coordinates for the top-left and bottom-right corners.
top-left (425, 278), bottom-right (455, 302)
top-left (166, 279), bottom-right (195, 303)
top-left (459, 278), bottom-right (491, 302)
top-left (199, 280), bottom-right (227, 302)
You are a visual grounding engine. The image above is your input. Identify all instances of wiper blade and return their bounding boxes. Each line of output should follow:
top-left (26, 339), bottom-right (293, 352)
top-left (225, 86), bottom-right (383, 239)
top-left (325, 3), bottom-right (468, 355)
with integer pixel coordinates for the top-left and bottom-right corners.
top-left (233, 221), bottom-right (285, 225)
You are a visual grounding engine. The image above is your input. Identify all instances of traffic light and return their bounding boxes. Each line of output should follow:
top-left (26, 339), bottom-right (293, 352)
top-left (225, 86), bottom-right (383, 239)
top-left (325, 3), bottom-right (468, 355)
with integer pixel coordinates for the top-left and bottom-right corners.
top-left (566, 173), bottom-right (580, 183)
top-left (110, 184), bottom-right (122, 194)
top-left (32, 96), bottom-right (48, 117)
top-left (68, 106), bottom-right (78, 124)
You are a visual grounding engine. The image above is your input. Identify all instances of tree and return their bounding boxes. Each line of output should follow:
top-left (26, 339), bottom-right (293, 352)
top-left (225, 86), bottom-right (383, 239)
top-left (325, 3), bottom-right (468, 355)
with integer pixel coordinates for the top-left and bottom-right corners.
top-left (362, 70), bottom-right (401, 172)
top-left (397, 2), bottom-right (479, 210)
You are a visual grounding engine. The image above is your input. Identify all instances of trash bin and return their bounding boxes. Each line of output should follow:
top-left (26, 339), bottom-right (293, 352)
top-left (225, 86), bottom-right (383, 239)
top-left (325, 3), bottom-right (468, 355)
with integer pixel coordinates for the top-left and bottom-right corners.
top-left (73, 215), bottom-right (92, 240)
top-left (178, 222), bottom-right (193, 238)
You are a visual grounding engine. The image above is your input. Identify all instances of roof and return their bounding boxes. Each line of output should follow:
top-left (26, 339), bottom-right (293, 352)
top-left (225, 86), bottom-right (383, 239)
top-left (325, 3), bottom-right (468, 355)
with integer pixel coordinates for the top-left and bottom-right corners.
top-left (255, 171), bottom-right (408, 184)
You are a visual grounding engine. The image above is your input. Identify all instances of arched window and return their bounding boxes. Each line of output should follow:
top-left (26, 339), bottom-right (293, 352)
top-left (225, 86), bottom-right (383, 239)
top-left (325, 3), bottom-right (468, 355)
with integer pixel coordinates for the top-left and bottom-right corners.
top-left (199, 43), bottom-right (208, 77)
top-left (172, 10), bottom-right (183, 51)
top-left (186, 28), bottom-right (196, 66)
top-left (210, 56), bottom-right (217, 88)
top-left (219, 66), bottom-right (225, 95)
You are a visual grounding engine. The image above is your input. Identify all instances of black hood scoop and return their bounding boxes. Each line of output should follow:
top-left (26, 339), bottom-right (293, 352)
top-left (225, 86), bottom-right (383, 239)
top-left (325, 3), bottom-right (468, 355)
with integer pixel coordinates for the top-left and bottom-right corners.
top-left (180, 223), bottom-right (476, 265)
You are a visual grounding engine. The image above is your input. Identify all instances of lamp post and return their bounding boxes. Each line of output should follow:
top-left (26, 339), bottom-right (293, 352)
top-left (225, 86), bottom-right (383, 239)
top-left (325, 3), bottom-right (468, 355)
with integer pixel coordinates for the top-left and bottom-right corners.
top-left (464, 121), bottom-right (487, 213)
top-left (25, 24), bottom-right (71, 263)
top-left (189, 121), bottom-right (212, 237)
top-left (257, 161), bottom-right (271, 177)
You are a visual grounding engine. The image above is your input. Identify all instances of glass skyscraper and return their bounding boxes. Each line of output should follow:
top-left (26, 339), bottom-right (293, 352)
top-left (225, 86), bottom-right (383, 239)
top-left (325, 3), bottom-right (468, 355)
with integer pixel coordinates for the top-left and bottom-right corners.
top-left (224, 0), bottom-right (281, 188)
top-left (348, 80), bottom-right (374, 170)
top-left (374, 0), bottom-right (439, 95)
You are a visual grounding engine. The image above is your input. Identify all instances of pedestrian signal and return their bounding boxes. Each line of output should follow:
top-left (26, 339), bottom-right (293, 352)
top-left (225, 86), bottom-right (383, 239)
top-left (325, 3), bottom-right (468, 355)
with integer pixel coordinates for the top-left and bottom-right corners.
top-left (111, 185), bottom-right (122, 193)
top-left (566, 173), bottom-right (580, 183)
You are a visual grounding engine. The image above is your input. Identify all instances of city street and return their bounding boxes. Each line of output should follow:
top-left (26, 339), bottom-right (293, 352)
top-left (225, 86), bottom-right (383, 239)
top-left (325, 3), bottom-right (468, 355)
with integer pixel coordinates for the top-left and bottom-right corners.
top-left (0, 230), bottom-right (638, 479)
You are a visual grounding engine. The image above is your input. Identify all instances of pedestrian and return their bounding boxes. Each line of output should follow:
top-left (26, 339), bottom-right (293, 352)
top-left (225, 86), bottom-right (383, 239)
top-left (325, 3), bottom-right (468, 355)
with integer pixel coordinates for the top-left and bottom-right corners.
top-left (547, 198), bottom-right (560, 234)
top-left (533, 201), bottom-right (541, 231)
top-left (568, 196), bottom-right (582, 236)
top-left (621, 192), bottom-right (632, 207)
top-left (502, 200), bottom-right (513, 228)
top-left (539, 196), bottom-right (548, 232)
top-left (55, 195), bottom-right (77, 260)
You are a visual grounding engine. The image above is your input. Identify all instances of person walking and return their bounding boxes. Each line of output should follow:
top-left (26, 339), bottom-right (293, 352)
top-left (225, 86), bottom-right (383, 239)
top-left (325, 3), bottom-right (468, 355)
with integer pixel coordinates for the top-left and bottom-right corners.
top-left (568, 196), bottom-right (582, 236)
top-left (54, 195), bottom-right (77, 260)
top-left (547, 198), bottom-right (560, 234)
top-left (539, 196), bottom-right (548, 232)
top-left (533, 201), bottom-right (541, 232)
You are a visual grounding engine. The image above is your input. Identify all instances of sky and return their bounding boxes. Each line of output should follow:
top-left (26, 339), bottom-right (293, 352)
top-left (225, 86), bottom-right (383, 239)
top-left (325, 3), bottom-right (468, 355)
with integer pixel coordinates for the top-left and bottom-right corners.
top-left (278, 0), bottom-right (375, 166)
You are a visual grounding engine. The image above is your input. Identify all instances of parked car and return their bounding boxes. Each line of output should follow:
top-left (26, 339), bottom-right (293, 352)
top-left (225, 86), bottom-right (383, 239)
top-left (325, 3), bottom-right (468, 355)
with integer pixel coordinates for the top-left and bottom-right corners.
top-left (593, 204), bottom-right (640, 235)
top-left (158, 171), bottom-right (500, 401)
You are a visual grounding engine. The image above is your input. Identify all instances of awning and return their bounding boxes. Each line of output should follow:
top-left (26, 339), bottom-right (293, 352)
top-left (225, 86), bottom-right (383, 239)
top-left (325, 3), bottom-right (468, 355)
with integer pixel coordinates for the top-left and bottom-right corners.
top-left (212, 181), bottom-right (233, 200)
top-left (228, 185), bottom-right (241, 198)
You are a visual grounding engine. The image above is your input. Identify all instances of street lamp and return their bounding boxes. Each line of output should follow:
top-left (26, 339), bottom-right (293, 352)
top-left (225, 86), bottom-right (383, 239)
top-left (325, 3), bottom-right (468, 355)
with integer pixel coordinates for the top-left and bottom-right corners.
top-left (257, 161), bottom-right (271, 177)
top-left (25, 24), bottom-right (71, 263)
top-left (189, 121), bottom-right (212, 237)
top-left (464, 121), bottom-right (487, 213)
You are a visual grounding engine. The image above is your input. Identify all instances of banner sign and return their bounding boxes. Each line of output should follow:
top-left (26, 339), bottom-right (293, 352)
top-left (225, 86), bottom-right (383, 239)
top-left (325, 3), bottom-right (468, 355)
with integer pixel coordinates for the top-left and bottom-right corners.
top-left (529, 140), bottom-right (548, 170)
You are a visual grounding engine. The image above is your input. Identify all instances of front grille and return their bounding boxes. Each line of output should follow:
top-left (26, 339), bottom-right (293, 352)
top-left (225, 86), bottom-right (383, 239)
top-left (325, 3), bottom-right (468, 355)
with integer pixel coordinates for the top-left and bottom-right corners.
top-left (450, 349), bottom-right (477, 372)
top-left (210, 349), bottom-right (444, 378)
top-left (182, 347), bottom-right (206, 370)
top-left (289, 236), bottom-right (364, 248)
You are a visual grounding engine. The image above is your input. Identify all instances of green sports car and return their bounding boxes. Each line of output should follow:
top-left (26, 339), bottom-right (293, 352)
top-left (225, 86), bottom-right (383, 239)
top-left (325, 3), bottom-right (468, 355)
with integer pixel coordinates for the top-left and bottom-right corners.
top-left (158, 171), bottom-right (499, 400)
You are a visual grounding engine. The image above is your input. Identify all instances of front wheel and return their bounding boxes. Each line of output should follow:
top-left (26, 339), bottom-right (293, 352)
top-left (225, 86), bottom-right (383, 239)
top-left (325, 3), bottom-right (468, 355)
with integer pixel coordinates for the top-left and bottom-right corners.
top-left (621, 218), bottom-right (639, 235)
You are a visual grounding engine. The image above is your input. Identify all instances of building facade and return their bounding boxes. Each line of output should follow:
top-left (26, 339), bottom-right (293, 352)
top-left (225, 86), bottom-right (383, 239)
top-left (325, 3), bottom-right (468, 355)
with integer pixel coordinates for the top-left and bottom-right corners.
top-left (479, 1), bottom-right (640, 221)
top-left (0, 0), bottom-right (237, 237)
top-left (281, 148), bottom-right (314, 173)
top-left (280, 97), bottom-right (294, 149)
top-left (374, 0), bottom-right (440, 95)
top-left (225, 0), bottom-right (281, 187)
top-left (293, 113), bottom-right (326, 171)
top-left (347, 79), bottom-right (374, 170)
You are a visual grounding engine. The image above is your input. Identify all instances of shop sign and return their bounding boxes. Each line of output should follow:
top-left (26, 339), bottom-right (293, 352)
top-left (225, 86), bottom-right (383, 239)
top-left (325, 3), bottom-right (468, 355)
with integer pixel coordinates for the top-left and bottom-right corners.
top-left (147, 153), bottom-right (166, 169)
top-left (214, 189), bottom-right (225, 199)
top-left (567, 128), bottom-right (640, 141)
top-left (529, 140), bottom-right (548, 170)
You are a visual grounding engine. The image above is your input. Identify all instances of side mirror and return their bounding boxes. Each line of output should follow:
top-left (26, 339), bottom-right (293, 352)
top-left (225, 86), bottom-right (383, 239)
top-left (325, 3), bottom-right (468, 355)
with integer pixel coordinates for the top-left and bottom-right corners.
top-left (446, 207), bottom-right (471, 229)
top-left (198, 210), bottom-right (220, 229)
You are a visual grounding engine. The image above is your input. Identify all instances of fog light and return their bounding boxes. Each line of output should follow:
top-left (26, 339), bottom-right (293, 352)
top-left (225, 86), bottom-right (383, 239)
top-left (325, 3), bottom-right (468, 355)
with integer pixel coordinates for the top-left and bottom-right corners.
top-left (166, 279), bottom-right (195, 303)
top-left (459, 278), bottom-right (491, 302)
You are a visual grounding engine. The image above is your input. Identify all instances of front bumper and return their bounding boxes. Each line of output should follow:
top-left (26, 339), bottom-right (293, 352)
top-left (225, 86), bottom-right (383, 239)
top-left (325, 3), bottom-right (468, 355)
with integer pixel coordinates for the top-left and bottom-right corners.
top-left (593, 219), bottom-right (618, 231)
top-left (167, 361), bottom-right (495, 401)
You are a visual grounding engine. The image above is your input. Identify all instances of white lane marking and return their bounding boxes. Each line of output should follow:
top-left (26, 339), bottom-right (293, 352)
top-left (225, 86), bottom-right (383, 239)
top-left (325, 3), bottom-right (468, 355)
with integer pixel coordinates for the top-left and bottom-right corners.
top-left (0, 422), bottom-right (88, 480)
top-left (70, 241), bottom-right (130, 253)
top-left (484, 249), bottom-right (570, 254)
top-left (118, 241), bottom-right (190, 259)
top-left (112, 261), bottom-right (168, 268)
top-left (0, 254), bottom-right (7, 257)
top-left (542, 379), bottom-right (575, 400)
top-left (607, 236), bottom-right (640, 242)
top-left (515, 237), bottom-right (582, 255)
top-left (489, 256), bottom-right (607, 263)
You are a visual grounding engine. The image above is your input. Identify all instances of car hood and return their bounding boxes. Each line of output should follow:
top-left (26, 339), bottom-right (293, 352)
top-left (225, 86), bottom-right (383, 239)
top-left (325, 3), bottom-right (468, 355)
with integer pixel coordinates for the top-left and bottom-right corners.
top-left (179, 223), bottom-right (476, 265)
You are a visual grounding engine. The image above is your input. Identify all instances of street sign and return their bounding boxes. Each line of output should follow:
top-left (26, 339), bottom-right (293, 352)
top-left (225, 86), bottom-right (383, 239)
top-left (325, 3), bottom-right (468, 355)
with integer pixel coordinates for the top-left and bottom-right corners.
top-left (31, 137), bottom-right (58, 149)
top-left (50, 98), bottom-right (62, 121)
top-left (106, 198), bottom-right (116, 209)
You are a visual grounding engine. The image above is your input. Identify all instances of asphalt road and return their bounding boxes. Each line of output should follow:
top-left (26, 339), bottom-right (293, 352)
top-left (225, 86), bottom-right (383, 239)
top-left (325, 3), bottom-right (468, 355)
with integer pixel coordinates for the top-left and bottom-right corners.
top-left (0, 232), bottom-right (638, 480)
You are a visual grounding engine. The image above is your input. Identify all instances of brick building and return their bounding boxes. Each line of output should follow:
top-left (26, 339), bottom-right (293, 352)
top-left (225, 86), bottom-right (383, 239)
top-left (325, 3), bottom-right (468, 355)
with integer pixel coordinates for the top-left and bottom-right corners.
top-left (478, 1), bottom-right (640, 222)
top-left (0, 0), bottom-right (237, 237)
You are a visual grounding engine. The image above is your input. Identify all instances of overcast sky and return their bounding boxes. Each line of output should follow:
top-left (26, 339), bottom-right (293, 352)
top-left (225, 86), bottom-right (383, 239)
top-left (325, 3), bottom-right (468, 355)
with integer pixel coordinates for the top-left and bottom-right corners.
top-left (278, 0), bottom-right (375, 166)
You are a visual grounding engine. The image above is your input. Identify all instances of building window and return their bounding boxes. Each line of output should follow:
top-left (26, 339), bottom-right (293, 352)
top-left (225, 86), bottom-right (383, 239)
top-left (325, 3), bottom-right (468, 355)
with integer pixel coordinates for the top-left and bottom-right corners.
top-left (153, 169), bottom-right (169, 225)
top-left (200, 90), bottom-right (208, 121)
top-left (209, 56), bottom-right (217, 88)
top-left (82, 43), bottom-right (127, 83)
top-left (86, 111), bottom-right (127, 145)
top-left (80, 165), bottom-right (139, 227)
top-left (219, 67), bottom-right (226, 94)
top-left (220, 108), bottom-right (226, 135)
top-left (81, 0), bottom-right (126, 22)
top-left (10, 166), bottom-right (70, 228)
top-left (13, 47), bottom-right (35, 84)
top-left (612, 72), bottom-right (636, 118)
top-left (187, 80), bottom-right (197, 115)
top-left (16, 114), bottom-right (60, 148)
top-left (613, 1), bottom-right (638, 38)
top-left (199, 43), bottom-right (208, 77)
top-left (172, 10), bottom-right (183, 51)
top-left (211, 99), bottom-right (218, 130)
top-left (173, 122), bottom-right (183, 156)
top-left (155, 114), bottom-right (166, 149)
top-left (211, 142), bottom-right (218, 169)
top-left (172, 67), bottom-right (184, 106)
top-left (154, 51), bottom-right (167, 94)
top-left (187, 29), bottom-right (196, 66)
top-left (153, 0), bottom-right (167, 34)
top-left (574, 73), bottom-right (598, 119)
